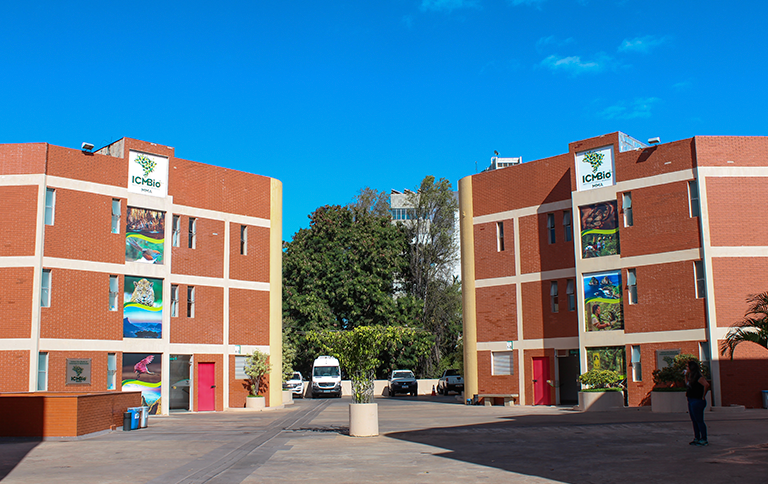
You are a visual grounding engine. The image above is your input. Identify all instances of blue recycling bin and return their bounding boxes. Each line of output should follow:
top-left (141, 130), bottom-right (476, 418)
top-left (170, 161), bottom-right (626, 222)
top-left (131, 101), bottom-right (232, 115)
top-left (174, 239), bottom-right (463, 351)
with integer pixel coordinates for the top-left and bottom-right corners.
top-left (127, 407), bottom-right (141, 430)
top-left (762, 390), bottom-right (768, 409)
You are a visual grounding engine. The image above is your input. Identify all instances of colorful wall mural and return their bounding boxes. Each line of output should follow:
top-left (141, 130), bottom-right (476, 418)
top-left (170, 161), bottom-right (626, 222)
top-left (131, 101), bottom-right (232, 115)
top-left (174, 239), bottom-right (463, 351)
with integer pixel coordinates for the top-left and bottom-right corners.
top-left (122, 353), bottom-right (162, 414)
top-left (126, 207), bottom-right (165, 264)
top-left (579, 201), bottom-right (619, 258)
top-left (123, 276), bottom-right (163, 339)
top-left (586, 346), bottom-right (626, 378)
top-left (584, 271), bottom-right (624, 331)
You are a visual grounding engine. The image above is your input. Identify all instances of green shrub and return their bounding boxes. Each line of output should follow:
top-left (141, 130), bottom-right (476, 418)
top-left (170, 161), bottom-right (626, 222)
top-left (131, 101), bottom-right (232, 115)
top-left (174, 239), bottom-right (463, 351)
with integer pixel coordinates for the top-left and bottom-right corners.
top-left (577, 369), bottom-right (623, 390)
top-left (244, 349), bottom-right (272, 396)
top-left (651, 354), bottom-right (709, 389)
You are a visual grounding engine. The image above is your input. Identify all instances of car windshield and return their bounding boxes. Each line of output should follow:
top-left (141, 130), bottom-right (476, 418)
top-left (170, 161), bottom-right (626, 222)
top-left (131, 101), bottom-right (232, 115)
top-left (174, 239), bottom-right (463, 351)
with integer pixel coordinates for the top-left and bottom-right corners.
top-left (291, 372), bottom-right (302, 381)
top-left (314, 366), bottom-right (339, 378)
top-left (392, 371), bottom-right (414, 379)
top-left (445, 369), bottom-right (459, 376)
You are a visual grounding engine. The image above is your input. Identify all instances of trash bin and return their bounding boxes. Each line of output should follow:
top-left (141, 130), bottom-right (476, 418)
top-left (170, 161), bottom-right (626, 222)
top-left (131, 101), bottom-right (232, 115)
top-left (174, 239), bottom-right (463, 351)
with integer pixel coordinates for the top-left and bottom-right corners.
top-left (762, 390), bottom-right (768, 409)
top-left (138, 406), bottom-right (149, 428)
top-left (126, 407), bottom-right (141, 430)
top-left (123, 412), bottom-right (132, 431)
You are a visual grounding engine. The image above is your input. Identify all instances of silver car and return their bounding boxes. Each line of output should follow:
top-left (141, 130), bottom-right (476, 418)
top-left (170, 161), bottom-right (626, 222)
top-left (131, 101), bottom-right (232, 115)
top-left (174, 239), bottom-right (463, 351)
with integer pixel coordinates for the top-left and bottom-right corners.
top-left (388, 369), bottom-right (418, 397)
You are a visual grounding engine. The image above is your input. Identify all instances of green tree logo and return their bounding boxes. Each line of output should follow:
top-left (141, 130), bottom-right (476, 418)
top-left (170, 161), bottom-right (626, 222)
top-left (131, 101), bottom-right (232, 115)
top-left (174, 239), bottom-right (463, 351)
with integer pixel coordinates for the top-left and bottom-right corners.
top-left (582, 151), bottom-right (605, 173)
top-left (135, 154), bottom-right (157, 178)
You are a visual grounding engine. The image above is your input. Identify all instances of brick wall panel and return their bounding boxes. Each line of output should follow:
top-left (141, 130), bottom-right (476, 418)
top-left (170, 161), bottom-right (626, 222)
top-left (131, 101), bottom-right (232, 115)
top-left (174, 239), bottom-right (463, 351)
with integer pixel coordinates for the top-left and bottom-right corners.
top-left (718, 341), bottom-right (768, 408)
top-left (0, 267), bottom-right (34, 338)
top-left (473, 221), bottom-right (515, 280)
top-left (476, 284), bottom-right (517, 342)
top-left (521, 280), bottom-right (578, 339)
top-left (518, 213), bottom-right (574, 274)
top-left (695, 136), bottom-right (768, 167)
top-left (171, 216), bottom-right (225, 278)
top-left (0, 185), bottom-right (38, 256)
top-left (229, 288), bottom-right (269, 346)
top-left (710, 258), bottom-right (768, 328)
top-left (624, 341), bottom-right (700, 407)
top-left (476, 349), bottom-right (519, 396)
top-left (40, 269), bottom-right (123, 340)
top-left (0, 143), bottom-right (47, 175)
top-left (47, 145), bottom-right (127, 187)
top-left (170, 285), bottom-right (224, 344)
top-left (707, 177), bottom-right (768, 247)
top-left (0, 350), bottom-right (30, 391)
top-left (229, 223), bottom-right (270, 282)
top-left (623, 262), bottom-right (707, 333)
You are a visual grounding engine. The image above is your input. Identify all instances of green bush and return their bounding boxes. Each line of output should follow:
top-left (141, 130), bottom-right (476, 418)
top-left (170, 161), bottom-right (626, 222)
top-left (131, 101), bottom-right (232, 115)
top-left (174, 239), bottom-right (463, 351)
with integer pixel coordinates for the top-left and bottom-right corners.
top-left (244, 349), bottom-right (272, 396)
top-left (651, 354), bottom-right (709, 388)
top-left (577, 369), bottom-right (623, 390)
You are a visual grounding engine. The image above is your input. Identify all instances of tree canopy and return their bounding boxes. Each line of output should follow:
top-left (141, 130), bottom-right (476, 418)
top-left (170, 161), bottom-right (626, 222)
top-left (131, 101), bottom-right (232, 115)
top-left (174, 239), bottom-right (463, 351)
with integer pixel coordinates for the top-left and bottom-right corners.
top-left (721, 291), bottom-right (768, 359)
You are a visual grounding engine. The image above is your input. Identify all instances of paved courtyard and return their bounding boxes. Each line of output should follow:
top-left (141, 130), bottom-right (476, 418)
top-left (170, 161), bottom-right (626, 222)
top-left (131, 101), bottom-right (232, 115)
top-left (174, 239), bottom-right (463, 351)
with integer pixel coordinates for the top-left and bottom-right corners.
top-left (1, 396), bottom-right (767, 483)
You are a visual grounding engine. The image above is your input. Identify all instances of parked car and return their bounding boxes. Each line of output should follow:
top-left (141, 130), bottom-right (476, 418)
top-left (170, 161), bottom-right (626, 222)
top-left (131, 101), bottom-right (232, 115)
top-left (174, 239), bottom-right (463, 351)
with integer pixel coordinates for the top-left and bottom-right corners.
top-left (437, 369), bottom-right (464, 395)
top-left (284, 371), bottom-right (304, 398)
top-left (388, 369), bottom-right (417, 397)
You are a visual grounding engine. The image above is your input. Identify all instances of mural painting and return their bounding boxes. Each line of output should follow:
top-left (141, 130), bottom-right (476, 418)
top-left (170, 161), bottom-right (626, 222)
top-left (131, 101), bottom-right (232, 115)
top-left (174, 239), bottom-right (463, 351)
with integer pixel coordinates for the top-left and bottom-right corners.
top-left (586, 346), bottom-right (626, 378)
top-left (122, 353), bottom-right (162, 414)
top-left (123, 276), bottom-right (163, 339)
top-left (579, 201), bottom-right (619, 258)
top-left (126, 207), bottom-right (165, 264)
top-left (584, 270), bottom-right (624, 331)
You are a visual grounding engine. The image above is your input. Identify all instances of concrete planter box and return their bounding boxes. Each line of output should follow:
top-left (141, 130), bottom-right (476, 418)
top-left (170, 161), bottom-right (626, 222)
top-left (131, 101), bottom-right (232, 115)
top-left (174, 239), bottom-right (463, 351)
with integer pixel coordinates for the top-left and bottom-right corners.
top-left (652, 390), bottom-right (712, 413)
top-left (349, 403), bottom-right (378, 437)
top-left (578, 391), bottom-right (624, 411)
top-left (245, 396), bottom-right (266, 410)
top-left (282, 390), bottom-right (294, 405)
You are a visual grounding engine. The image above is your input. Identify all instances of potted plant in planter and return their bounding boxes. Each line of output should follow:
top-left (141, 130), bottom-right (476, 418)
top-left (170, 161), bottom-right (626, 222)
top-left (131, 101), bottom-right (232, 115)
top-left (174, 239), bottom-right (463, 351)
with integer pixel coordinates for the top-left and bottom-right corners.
top-left (651, 354), bottom-right (709, 412)
top-left (244, 349), bottom-right (272, 410)
top-left (577, 369), bottom-right (624, 411)
top-left (309, 325), bottom-right (428, 437)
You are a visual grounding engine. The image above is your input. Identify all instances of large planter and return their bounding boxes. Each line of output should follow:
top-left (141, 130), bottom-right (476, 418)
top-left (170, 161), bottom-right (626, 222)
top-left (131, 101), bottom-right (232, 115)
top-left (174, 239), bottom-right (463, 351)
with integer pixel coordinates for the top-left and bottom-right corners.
top-left (578, 390), bottom-right (624, 412)
top-left (282, 390), bottom-right (294, 406)
top-left (246, 396), bottom-right (266, 410)
top-left (349, 403), bottom-right (378, 437)
top-left (652, 390), bottom-right (712, 412)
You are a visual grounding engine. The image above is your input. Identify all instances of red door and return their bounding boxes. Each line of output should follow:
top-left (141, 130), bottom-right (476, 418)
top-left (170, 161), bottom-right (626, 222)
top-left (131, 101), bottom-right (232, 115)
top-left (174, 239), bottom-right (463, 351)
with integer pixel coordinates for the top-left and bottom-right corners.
top-left (197, 363), bottom-right (215, 411)
top-left (532, 357), bottom-right (551, 405)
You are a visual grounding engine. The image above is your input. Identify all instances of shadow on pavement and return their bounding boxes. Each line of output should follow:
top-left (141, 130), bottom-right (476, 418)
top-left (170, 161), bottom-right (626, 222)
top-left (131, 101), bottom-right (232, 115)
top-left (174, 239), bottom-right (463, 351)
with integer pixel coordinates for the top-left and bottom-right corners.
top-left (0, 438), bottom-right (41, 480)
top-left (385, 411), bottom-right (768, 484)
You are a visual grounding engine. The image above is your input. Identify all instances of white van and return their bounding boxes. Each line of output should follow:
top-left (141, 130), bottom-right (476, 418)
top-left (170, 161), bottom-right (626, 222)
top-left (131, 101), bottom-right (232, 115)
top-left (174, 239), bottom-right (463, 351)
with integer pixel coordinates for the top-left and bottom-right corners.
top-left (311, 355), bottom-right (342, 398)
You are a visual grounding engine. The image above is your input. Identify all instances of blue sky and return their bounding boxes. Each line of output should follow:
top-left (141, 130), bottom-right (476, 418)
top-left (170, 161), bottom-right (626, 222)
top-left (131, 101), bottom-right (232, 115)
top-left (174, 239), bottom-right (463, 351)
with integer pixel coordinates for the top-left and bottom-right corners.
top-left (2, 1), bottom-right (766, 240)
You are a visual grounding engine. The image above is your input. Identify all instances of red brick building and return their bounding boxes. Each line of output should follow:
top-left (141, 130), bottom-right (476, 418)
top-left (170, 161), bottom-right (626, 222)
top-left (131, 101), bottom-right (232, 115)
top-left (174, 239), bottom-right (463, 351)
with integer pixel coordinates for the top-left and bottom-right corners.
top-left (0, 138), bottom-right (283, 413)
top-left (459, 132), bottom-right (768, 408)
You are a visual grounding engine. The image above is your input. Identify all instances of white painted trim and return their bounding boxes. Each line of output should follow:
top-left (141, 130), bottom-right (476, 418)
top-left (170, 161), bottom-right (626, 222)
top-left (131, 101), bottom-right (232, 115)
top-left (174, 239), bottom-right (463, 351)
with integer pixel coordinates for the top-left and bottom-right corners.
top-left (0, 339), bottom-right (33, 351)
top-left (474, 200), bottom-right (572, 225)
top-left (697, 166), bottom-right (768, 177)
top-left (0, 174), bottom-right (46, 185)
top-left (478, 337), bottom-right (579, 351)
top-left (709, 246), bottom-right (768, 257)
top-left (476, 268), bottom-right (577, 288)
top-left (513, 217), bottom-right (525, 404)
top-left (0, 256), bottom-right (37, 267)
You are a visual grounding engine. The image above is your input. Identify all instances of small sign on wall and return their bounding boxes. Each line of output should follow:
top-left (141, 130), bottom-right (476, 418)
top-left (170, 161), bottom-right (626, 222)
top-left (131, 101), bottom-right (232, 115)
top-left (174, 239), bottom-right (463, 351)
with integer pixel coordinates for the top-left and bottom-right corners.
top-left (656, 349), bottom-right (681, 369)
top-left (66, 358), bottom-right (92, 385)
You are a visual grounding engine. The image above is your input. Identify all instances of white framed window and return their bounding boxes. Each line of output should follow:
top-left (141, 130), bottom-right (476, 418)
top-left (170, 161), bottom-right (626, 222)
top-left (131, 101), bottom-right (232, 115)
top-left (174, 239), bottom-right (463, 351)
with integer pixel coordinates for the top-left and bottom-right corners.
top-left (188, 218), bottom-right (197, 249)
top-left (566, 279), bottom-right (575, 311)
top-left (45, 188), bottom-right (56, 225)
top-left (563, 211), bottom-right (572, 242)
top-left (627, 269), bottom-right (638, 305)
top-left (109, 275), bottom-right (119, 311)
top-left (550, 281), bottom-right (559, 313)
top-left (688, 180), bottom-right (700, 218)
top-left (492, 351), bottom-right (514, 375)
top-left (631, 345), bottom-right (642, 382)
top-left (107, 353), bottom-right (117, 390)
top-left (622, 192), bottom-right (633, 227)
top-left (37, 352), bottom-right (48, 391)
top-left (496, 222), bottom-right (505, 252)
top-left (547, 213), bottom-right (556, 244)
top-left (41, 269), bottom-right (51, 307)
top-left (172, 215), bottom-right (180, 247)
top-left (187, 286), bottom-right (195, 318)
top-left (699, 342), bottom-right (711, 374)
top-left (171, 284), bottom-right (179, 317)
top-left (241, 225), bottom-right (248, 255)
top-left (694, 261), bottom-right (706, 298)
top-left (111, 199), bottom-right (121, 234)
top-left (234, 356), bottom-right (248, 379)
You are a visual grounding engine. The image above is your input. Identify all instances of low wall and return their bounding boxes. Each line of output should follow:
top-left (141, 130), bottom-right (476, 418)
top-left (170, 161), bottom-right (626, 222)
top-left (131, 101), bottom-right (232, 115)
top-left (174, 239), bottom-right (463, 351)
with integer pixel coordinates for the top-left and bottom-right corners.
top-left (0, 391), bottom-right (142, 437)
top-left (299, 379), bottom-right (441, 398)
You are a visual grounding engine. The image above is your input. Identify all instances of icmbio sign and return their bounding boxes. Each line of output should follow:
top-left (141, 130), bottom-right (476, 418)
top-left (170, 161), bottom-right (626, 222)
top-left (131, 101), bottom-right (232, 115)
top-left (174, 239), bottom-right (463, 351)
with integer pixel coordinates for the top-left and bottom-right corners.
top-left (128, 151), bottom-right (169, 198)
top-left (575, 145), bottom-right (615, 191)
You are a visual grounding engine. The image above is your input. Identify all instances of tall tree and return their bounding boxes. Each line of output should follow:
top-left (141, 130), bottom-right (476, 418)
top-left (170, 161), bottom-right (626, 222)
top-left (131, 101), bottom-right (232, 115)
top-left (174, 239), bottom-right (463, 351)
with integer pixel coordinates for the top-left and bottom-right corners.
top-left (400, 176), bottom-right (462, 376)
top-left (283, 205), bottom-right (419, 334)
top-left (349, 187), bottom-right (391, 218)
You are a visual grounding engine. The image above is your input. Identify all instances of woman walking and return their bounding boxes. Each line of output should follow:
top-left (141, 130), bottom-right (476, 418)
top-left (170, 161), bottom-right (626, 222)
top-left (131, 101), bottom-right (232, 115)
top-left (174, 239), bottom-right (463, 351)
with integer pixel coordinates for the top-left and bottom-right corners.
top-left (685, 360), bottom-right (710, 446)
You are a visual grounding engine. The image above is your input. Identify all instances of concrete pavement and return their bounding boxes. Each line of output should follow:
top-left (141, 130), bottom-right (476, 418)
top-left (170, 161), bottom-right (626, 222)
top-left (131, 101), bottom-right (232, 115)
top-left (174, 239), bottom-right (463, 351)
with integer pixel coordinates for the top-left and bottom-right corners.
top-left (1, 396), bottom-right (767, 483)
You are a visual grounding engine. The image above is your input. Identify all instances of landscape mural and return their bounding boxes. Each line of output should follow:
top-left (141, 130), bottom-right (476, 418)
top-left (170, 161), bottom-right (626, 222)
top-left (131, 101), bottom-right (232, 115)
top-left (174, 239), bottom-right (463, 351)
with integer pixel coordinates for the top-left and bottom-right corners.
top-left (579, 201), bottom-right (619, 258)
top-left (126, 207), bottom-right (165, 264)
top-left (584, 270), bottom-right (624, 331)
